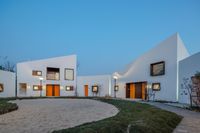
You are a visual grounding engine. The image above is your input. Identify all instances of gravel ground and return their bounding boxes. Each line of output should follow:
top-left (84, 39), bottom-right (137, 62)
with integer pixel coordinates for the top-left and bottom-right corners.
top-left (0, 99), bottom-right (118, 133)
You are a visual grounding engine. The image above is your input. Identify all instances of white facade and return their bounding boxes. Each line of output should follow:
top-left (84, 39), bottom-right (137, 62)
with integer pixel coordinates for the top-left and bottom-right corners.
top-left (0, 70), bottom-right (16, 97)
top-left (17, 55), bottom-right (77, 97)
top-left (114, 33), bottom-right (189, 102)
top-left (179, 52), bottom-right (200, 104)
top-left (77, 75), bottom-right (112, 97)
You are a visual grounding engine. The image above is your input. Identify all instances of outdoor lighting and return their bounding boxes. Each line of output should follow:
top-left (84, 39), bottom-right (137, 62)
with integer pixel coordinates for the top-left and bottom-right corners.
top-left (39, 77), bottom-right (44, 97)
top-left (113, 75), bottom-right (119, 98)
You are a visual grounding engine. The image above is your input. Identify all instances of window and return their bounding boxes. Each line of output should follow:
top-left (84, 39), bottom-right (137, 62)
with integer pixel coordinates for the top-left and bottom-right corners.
top-left (114, 85), bottom-right (119, 91)
top-left (152, 83), bottom-right (161, 91)
top-left (19, 83), bottom-right (27, 94)
top-left (47, 67), bottom-right (60, 80)
top-left (0, 84), bottom-right (4, 92)
top-left (150, 61), bottom-right (165, 76)
top-left (65, 86), bottom-right (74, 91)
top-left (33, 85), bottom-right (41, 91)
top-left (92, 85), bottom-right (98, 93)
top-left (65, 68), bottom-right (74, 80)
top-left (32, 70), bottom-right (42, 76)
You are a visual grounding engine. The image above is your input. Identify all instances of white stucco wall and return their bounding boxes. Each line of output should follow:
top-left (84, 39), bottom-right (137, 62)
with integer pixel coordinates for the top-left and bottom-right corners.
top-left (179, 52), bottom-right (200, 104)
top-left (114, 33), bottom-right (189, 102)
top-left (77, 75), bottom-right (112, 97)
top-left (17, 55), bottom-right (77, 97)
top-left (0, 70), bottom-right (16, 97)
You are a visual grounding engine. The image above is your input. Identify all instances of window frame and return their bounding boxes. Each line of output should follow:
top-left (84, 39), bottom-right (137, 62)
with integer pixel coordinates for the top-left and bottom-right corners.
top-left (33, 85), bottom-right (41, 91)
top-left (32, 70), bottom-right (42, 76)
top-left (150, 61), bottom-right (165, 76)
top-left (92, 85), bottom-right (99, 93)
top-left (64, 68), bottom-right (74, 81)
top-left (19, 83), bottom-right (27, 94)
top-left (0, 83), bottom-right (4, 93)
top-left (152, 83), bottom-right (161, 91)
top-left (65, 86), bottom-right (74, 91)
top-left (46, 67), bottom-right (60, 80)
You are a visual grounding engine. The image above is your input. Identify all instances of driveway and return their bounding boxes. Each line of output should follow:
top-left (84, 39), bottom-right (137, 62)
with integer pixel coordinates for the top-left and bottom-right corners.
top-left (0, 99), bottom-right (118, 133)
top-left (146, 102), bottom-right (200, 133)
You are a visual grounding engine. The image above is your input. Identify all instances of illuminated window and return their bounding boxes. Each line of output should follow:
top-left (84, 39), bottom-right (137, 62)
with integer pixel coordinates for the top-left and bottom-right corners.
top-left (65, 68), bottom-right (74, 80)
top-left (19, 83), bottom-right (27, 94)
top-left (152, 83), bottom-right (161, 91)
top-left (0, 84), bottom-right (4, 92)
top-left (32, 70), bottom-right (42, 76)
top-left (33, 85), bottom-right (41, 91)
top-left (65, 86), bottom-right (74, 91)
top-left (92, 85), bottom-right (98, 93)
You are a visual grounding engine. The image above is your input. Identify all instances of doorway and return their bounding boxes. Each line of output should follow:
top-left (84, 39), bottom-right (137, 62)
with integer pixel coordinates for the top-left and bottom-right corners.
top-left (84, 85), bottom-right (88, 97)
top-left (46, 84), bottom-right (60, 96)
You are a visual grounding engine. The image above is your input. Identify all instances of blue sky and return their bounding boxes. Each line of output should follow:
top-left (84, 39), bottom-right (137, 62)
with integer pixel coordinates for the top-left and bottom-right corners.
top-left (0, 0), bottom-right (200, 75)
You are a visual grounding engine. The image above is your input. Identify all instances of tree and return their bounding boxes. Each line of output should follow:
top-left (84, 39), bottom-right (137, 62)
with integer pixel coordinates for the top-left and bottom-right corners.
top-left (0, 56), bottom-right (15, 72)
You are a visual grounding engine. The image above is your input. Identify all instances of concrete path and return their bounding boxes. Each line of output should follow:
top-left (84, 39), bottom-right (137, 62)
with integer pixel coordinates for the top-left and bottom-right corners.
top-left (146, 102), bottom-right (200, 133)
top-left (0, 99), bottom-right (118, 133)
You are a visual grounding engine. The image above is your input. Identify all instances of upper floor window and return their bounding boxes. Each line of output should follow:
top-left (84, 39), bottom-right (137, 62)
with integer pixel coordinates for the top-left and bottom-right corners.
top-left (47, 67), bottom-right (60, 80)
top-left (65, 68), bottom-right (74, 80)
top-left (32, 70), bottom-right (42, 76)
top-left (150, 61), bottom-right (165, 76)
top-left (0, 83), bottom-right (4, 93)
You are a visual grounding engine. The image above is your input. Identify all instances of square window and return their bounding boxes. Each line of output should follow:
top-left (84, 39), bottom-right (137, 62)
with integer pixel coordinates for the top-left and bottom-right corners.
top-left (92, 85), bottom-right (98, 93)
top-left (65, 68), bottom-right (74, 80)
top-left (150, 61), bottom-right (165, 76)
top-left (152, 83), bottom-right (161, 91)
top-left (0, 84), bottom-right (4, 92)
top-left (33, 85), bottom-right (41, 91)
top-left (32, 70), bottom-right (42, 76)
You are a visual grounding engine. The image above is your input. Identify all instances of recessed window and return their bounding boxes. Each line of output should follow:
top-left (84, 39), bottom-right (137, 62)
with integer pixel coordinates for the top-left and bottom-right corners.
top-left (152, 83), bottom-right (161, 91)
top-left (114, 85), bottom-right (119, 91)
top-left (65, 86), bottom-right (74, 91)
top-left (0, 84), bottom-right (4, 93)
top-left (32, 70), bottom-right (42, 76)
top-left (33, 85), bottom-right (41, 91)
top-left (150, 61), bottom-right (165, 76)
top-left (65, 68), bottom-right (74, 80)
top-left (19, 83), bottom-right (27, 94)
top-left (47, 67), bottom-right (60, 80)
top-left (92, 85), bottom-right (98, 93)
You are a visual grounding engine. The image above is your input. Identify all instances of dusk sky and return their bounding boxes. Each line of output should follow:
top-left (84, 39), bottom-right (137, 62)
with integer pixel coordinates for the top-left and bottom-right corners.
top-left (1, 0), bottom-right (200, 75)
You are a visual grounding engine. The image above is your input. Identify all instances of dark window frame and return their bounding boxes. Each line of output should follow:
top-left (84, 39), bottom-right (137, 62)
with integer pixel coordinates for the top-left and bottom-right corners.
top-left (0, 83), bottom-right (4, 93)
top-left (64, 68), bottom-right (74, 81)
top-left (32, 70), bottom-right (42, 76)
top-left (150, 61), bottom-right (165, 76)
top-left (152, 83), bottom-right (161, 91)
top-left (65, 86), bottom-right (74, 91)
top-left (46, 67), bottom-right (60, 80)
top-left (92, 85), bottom-right (99, 93)
top-left (33, 85), bottom-right (41, 91)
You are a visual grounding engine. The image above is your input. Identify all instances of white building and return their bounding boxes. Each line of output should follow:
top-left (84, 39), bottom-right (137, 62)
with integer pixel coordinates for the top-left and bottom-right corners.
top-left (0, 70), bottom-right (16, 97)
top-left (179, 52), bottom-right (200, 104)
top-left (77, 75), bottom-right (112, 97)
top-left (113, 33), bottom-right (189, 102)
top-left (17, 55), bottom-right (77, 97)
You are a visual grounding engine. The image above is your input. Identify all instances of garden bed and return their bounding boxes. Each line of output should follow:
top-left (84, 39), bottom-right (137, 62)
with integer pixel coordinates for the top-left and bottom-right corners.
top-left (0, 100), bottom-right (18, 115)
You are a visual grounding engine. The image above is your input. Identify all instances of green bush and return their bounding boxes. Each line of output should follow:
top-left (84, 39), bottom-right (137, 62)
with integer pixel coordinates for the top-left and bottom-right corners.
top-left (0, 100), bottom-right (18, 115)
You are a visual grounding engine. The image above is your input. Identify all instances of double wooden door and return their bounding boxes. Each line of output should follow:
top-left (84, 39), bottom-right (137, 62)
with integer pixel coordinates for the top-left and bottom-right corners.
top-left (46, 84), bottom-right (60, 96)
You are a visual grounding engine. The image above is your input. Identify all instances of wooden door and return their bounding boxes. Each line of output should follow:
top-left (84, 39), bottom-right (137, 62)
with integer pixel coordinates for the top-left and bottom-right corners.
top-left (126, 84), bottom-right (130, 98)
top-left (130, 83), bottom-right (135, 99)
top-left (84, 85), bottom-right (88, 97)
top-left (54, 85), bottom-right (60, 96)
top-left (142, 82), bottom-right (147, 100)
top-left (46, 85), bottom-right (53, 96)
top-left (135, 83), bottom-right (142, 98)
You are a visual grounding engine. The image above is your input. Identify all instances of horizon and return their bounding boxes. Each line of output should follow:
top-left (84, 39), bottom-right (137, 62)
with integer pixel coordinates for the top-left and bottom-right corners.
top-left (1, 0), bottom-right (200, 75)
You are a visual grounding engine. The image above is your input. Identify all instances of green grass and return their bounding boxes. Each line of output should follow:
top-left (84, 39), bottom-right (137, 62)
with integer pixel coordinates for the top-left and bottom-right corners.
top-left (53, 98), bottom-right (182, 133)
top-left (0, 99), bottom-right (18, 115)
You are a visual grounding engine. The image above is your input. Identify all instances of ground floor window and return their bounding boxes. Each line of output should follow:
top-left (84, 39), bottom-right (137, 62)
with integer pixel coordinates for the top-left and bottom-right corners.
top-left (0, 83), bottom-right (4, 92)
top-left (33, 85), bottom-right (41, 91)
top-left (152, 83), bottom-right (161, 91)
top-left (19, 83), bottom-right (27, 94)
top-left (65, 86), bottom-right (74, 91)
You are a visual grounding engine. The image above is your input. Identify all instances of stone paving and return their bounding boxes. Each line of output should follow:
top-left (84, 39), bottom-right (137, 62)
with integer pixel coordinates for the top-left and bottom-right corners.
top-left (146, 102), bottom-right (200, 133)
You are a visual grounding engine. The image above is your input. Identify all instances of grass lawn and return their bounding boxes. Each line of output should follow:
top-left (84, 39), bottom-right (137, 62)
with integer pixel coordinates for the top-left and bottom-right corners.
top-left (0, 99), bottom-right (18, 115)
top-left (53, 98), bottom-right (182, 133)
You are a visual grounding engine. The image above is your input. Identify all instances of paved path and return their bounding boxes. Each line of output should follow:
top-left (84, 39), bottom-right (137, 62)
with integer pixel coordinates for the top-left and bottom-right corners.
top-left (0, 99), bottom-right (118, 133)
top-left (146, 102), bottom-right (200, 133)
